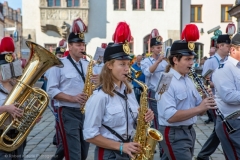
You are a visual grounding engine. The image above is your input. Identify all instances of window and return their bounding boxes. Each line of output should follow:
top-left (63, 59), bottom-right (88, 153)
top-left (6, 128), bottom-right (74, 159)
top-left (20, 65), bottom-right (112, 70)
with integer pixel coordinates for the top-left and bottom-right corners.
top-left (67, 0), bottom-right (80, 7)
top-left (152, 0), bottom-right (163, 10)
top-left (114, 0), bottom-right (126, 10)
top-left (133, 0), bottom-right (144, 10)
top-left (8, 9), bottom-right (12, 19)
top-left (47, 0), bottom-right (61, 7)
top-left (191, 5), bottom-right (202, 22)
top-left (221, 5), bottom-right (232, 22)
top-left (44, 44), bottom-right (57, 53)
top-left (3, 6), bottom-right (7, 16)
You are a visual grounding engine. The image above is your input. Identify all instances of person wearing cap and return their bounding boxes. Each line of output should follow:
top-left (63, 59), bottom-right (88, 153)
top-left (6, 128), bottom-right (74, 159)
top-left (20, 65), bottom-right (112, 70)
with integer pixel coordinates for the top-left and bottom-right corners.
top-left (157, 24), bottom-right (216, 160)
top-left (140, 34), bottom-right (168, 131)
top-left (0, 37), bottom-right (43, 159)
top-left (211, 33), bottom-right (240, 159)
top-left (83, 22), bottom-right (154, 159)
top-left (47, 18), bottom-right (91, 160)
top-left (197, 34), bottom-right (231, 160)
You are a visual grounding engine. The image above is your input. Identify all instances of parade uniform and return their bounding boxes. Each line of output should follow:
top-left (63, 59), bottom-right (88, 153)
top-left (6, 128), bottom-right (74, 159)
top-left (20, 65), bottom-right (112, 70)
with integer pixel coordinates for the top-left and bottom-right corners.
top-left (157, 26), bottom-right (204, 160)
top-left (197, 35), bottom-right (231, 160)
top-left (83, 83), bottom-right (139, 159)
top-left (141, 37), bottom-right (168, 130)
top-left (0, 37), bottom-right (26, 160)
top-left (157, 68), bottom-right (201, 160)
top-left (83, 22), bottom-right (139, 160)
top-left (47, 19), bottom-right (90, 160)
top-left (212, 33), bottom-right (240, 160)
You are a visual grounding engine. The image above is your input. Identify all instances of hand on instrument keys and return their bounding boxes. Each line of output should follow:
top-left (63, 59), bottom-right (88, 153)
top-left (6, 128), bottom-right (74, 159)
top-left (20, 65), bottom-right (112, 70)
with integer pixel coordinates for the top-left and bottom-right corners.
top-left (5, 104), bottom-right (23, 119)
top-left (199, 97), bottom-right (217, 111)
top-left (143, 108), bottom-right (154, 122)
top-left (90, 74), bottom-right (99, 85)
top-left (123, 142), bottom-right (141, 158)
top-left (72, 93), bottom-right (88, 105)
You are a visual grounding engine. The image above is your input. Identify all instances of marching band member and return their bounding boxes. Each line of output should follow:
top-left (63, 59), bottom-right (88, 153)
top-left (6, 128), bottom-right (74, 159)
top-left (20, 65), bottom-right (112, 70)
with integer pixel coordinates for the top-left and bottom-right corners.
top-left (197, 34), bottom-right (231, 160)
top-left (157, 24), bottom-right (216, 160)
top-left (0, 37), bottom-right (25, 160)
top-left (47, 18), bottom-right (90, 160)
top-left (212, 33), bottom-right (240, 159)
top-left (83, 22), bottom-right (154, 159)
top-left (140, 29), bottom-right (168, 132)
top-left (140, 29), bottom-right (168, 156)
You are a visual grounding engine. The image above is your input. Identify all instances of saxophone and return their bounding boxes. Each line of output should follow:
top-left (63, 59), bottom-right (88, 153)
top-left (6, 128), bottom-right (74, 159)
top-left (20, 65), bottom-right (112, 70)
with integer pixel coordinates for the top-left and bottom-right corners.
top-left (0, 41), bottom-right (63, 152)
top-left (80, 54), bottom-right (95, 114)
top-left (125, 75), bottom-right (163, 160)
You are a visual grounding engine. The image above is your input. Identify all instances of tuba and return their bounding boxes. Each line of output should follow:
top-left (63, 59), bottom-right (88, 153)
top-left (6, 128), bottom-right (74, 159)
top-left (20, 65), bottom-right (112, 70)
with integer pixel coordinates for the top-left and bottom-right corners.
top-left (0, 41), bottom-right (63, 152)
top-left (125, 75), bottom-right (163, 160)
top-left (80, 54), bottom-right (95, 114)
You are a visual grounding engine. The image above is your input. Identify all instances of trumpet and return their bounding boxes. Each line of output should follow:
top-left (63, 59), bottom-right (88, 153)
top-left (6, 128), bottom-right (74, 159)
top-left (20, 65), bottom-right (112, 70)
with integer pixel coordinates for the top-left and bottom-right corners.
top-left (131, 67), bottom-right (142, 78)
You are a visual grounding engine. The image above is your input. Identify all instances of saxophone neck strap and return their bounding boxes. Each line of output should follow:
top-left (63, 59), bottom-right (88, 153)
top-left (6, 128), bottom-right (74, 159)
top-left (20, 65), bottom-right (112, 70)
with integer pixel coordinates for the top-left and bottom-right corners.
top-left (67, 54), bottom-right (85, 83)
top-left (113, 90), bottom-right (137, 128)
top-left (102, 124), bottom-right (130, 142)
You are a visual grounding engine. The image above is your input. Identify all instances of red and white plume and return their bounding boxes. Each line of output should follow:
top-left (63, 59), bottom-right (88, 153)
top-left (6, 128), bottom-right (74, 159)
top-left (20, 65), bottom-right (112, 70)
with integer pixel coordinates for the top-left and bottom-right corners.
top-left (59, 39), bottom-right (67, 48)
top-left (150, 28), bottom-right (159, 39)
top-left (70, 18), bottom-right (87, 34)
top-left (112, 22), bottom-right (131, 43)
top-left (226, 23), bottom-right (236, 36)
top-left (0, 37), bottom-right (15, 54)
top-left (181, 24), bottom-right (199, 42)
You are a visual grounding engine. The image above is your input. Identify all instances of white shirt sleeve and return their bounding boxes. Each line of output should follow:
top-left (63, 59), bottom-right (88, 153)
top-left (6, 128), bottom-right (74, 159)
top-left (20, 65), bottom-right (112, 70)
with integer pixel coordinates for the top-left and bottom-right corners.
top-left (83, 91), bottom-right (107, 140)
top-left (47, 66), bottom-right (62, 99)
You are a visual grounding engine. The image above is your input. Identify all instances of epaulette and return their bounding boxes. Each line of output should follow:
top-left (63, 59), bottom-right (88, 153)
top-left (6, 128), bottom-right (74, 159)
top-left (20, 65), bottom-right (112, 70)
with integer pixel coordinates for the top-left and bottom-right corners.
top-left (218, 64), bottom-right (224, 69)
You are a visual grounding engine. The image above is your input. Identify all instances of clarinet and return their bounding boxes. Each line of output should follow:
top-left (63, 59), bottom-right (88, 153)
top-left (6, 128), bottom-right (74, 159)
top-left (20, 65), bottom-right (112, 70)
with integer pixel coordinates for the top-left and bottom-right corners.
top-left (190, 68), bottom-right (236, 134)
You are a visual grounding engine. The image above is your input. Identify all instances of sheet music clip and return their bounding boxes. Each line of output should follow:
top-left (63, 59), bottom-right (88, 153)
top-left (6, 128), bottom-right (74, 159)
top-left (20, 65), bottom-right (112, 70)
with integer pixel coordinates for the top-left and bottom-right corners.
top-left (155, 72), bottom-right (173, 100)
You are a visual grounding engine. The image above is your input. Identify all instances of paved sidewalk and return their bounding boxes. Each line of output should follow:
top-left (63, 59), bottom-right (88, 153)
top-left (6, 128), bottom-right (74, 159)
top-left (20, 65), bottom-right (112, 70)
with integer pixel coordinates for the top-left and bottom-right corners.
top-left (22, 108), bottom-right (225, 160)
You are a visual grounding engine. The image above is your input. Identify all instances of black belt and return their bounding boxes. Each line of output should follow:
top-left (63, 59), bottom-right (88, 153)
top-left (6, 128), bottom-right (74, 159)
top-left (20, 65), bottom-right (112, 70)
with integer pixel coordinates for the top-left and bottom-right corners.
top-left (162, 125), bottom-right (193, 130)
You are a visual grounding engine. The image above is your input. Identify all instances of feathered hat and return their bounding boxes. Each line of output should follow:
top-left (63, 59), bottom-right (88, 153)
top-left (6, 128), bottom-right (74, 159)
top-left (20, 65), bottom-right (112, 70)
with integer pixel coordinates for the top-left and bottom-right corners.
top-left (68, 18), bottom-right (87, 43)
top-left (149, 29), bottom-right (163, 47)
top-left (57, 39), bottom-right (67, 54)
top-left (104, 22), bottom-right (132, 63)
top-left (226, 22), bottom-right (236, 37)
top-left (0, 37), bottom-right (15, 64)
top-left (170, 24), bottom-right (199, 56)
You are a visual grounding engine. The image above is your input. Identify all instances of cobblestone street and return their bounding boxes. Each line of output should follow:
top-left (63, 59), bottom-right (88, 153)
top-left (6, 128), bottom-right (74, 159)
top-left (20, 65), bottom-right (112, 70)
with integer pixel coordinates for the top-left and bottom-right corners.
top-left (23, 108), bottom-right (224, 160)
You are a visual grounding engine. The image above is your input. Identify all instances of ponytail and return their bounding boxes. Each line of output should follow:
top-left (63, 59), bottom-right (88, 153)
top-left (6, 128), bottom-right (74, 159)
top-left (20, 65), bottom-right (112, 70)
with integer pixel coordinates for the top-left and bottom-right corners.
top-left (165, 64), bottom-right (171, 73)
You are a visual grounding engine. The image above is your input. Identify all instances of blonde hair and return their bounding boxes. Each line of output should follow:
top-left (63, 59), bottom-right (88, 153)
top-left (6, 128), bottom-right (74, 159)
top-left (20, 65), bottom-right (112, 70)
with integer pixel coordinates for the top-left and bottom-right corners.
top-left (97, 59), bottom-right (132, 96)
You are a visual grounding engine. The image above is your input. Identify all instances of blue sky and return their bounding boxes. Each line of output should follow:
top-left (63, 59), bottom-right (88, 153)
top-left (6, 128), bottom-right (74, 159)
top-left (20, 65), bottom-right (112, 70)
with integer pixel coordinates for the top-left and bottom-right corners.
top-left (0, 0), bottom-right (22, 10)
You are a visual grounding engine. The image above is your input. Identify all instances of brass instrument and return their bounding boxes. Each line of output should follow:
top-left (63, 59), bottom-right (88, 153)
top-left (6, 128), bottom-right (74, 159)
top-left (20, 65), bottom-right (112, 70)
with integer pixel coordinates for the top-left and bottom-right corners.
top-left (0, 41), bottom-right (63, 152)
top-left (131, 67), bottom-right (142, 78)
top-left (189, 68), bottom-right (236, 134)
top-left (125, 75), bottom-right (163, 160)
top-left (80, 54), bottom-right (95, 114)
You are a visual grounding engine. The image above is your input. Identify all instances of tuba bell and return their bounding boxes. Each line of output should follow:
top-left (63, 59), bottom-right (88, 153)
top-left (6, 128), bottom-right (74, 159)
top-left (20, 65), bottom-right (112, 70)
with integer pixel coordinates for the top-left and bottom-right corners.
top-left (0, 41), bottom-right (63, 152)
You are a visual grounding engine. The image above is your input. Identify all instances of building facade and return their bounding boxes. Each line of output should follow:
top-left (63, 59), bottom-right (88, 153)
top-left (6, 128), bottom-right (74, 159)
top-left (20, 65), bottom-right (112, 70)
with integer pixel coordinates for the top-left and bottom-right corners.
top-left (0, 1), bottom-right (22, 55)
top-left (187, 0), bottom-right (236, 58)
top-left (22, 0), bottom-right (184, 57)
top-left (22, 0), bottom-right (235, 58)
